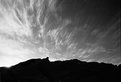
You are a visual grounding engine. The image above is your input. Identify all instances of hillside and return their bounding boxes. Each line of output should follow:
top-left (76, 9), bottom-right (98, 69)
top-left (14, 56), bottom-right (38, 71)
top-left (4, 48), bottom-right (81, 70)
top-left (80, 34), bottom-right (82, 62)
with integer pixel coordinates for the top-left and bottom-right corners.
top-left (0, 58), bottom-right (121, 82)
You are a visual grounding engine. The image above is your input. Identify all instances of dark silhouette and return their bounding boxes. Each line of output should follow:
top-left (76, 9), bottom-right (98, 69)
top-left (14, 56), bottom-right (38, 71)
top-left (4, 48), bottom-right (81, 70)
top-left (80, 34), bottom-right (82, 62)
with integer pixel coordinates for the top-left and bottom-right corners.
top-left (0, 57), bottom-right (120, 82)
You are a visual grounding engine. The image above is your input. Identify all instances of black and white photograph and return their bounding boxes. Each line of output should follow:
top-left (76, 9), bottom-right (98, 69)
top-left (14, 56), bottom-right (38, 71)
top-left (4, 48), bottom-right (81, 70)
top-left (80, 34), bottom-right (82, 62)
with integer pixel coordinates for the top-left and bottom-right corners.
top-left (0, 0), bottom-right (120, 82)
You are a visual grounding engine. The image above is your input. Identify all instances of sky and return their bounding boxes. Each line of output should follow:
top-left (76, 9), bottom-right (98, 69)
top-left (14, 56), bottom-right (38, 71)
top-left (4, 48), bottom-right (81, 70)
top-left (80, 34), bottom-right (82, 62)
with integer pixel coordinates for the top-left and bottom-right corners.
top-left (0, 0), bottom-right (120, 67)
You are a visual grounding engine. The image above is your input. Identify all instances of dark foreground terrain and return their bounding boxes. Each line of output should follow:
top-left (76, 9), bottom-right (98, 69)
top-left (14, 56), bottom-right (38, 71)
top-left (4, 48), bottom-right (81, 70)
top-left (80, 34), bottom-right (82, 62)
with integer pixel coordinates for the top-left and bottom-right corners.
top-left (0, 58), bottom-right (121, 82)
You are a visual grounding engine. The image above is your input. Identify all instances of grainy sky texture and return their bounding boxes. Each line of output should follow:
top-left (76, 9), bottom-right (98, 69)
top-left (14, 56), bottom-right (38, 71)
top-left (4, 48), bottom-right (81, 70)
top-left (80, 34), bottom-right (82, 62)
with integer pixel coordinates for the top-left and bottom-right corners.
top-left (0, 0), bottom-right (120, 67)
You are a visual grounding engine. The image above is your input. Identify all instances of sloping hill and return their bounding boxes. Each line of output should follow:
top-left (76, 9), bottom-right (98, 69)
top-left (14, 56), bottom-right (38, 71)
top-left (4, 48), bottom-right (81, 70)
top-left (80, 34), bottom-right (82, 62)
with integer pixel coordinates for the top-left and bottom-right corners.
top-left (0, 58), bottom-right (120, 82)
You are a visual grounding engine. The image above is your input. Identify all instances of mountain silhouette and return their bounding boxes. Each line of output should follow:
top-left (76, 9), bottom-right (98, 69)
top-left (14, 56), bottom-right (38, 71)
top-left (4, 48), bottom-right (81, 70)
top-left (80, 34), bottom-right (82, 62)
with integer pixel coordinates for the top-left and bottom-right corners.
top-left (0, 57), bottom-right (120, 82)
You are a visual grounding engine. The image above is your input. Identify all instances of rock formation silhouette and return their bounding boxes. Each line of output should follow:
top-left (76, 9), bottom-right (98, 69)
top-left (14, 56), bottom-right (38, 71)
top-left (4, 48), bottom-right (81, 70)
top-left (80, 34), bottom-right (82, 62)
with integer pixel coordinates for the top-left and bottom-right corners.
top-left (0, 57), bottom-right (120, 82)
